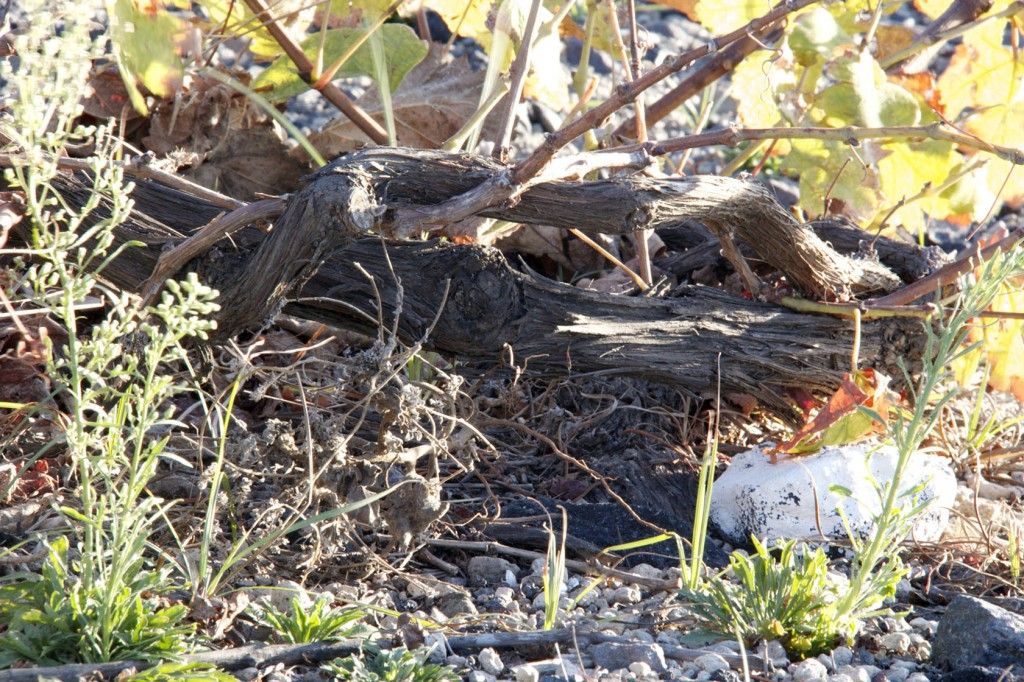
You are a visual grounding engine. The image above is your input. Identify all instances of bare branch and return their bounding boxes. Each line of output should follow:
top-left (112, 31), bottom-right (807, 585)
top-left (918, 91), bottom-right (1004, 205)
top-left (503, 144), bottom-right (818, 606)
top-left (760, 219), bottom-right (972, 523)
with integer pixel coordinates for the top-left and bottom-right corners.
top-left (242, 0), bottom-right (388, 145)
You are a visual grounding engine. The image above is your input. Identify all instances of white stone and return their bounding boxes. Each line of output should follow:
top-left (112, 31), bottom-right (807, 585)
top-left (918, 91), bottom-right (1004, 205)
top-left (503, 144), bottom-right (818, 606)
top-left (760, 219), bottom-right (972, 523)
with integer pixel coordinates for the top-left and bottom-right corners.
top-left (710, 442), bottom-right (957, 544)
top-left (693, 653), bottom-right (730, 673)
top-left (880, 631), bottom-right (911, 654)
top-left (834, 666), bottom-right (871, 682)
top-left (466, 673), bottom-right (495, 682)
top-left (629, 661), bottom-right (653, 677)
top-left (792, 658), bottom-right (828, 682)
top-left (478, 648), bottom-right (504, 676)
top-left (514, 665), bottom-right (540, 682)
top-left (905, 675), bottom-right (930, 682)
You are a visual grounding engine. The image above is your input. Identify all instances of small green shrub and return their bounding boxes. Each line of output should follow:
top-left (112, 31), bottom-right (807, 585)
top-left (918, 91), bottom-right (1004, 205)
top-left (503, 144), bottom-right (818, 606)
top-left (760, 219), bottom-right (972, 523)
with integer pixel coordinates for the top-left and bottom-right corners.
top-left (0, 537), bottom-right (194, 666)
top-left (323, 647), bottom-right (460, 682)
top-left (682, 537), bottom-right (860, 658)
top-left (255, 596), bottom-right (368, 644)
top-left (121, 662), bottom-right (236, 682)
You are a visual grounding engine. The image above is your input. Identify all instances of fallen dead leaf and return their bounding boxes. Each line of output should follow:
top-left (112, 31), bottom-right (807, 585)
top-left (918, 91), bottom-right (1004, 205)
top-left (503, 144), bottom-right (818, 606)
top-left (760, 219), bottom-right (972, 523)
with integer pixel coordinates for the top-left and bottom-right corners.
top-left (306, 45), bottom-right (489, 155)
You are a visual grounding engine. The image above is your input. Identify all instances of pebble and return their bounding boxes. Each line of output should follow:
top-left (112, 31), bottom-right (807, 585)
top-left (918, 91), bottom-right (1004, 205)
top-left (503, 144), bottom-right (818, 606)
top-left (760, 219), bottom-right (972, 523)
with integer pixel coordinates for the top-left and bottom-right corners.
top-left (466, 672), bottom-right (496, 682)
top-left (904, 675), bottom-right (930, 682)
top-left (629, 661), bottom-right (653, 676)
top-left (608, 585), bottom-right (642, 605)
top-left (832, 647), bottom-right (855, 667)
top-left (591, 642), bottom-right (668, 675)
top-left (628, 563), bottom-right (664, 580)
top-left (478, 647), bottom-right (504, 676)
top-left (435, 591), bottom-right (478, 618)
top-left (467, 556), bottom-right (518, 586)
top-left (792, 657), bottom-right (828, 682)
top-left (883, 666), bottom-right (909, 682)
top-left (880, 632), bottom-right (911, 654)
top-left (834, 666), bottom-right (871, 682)
top-left (514, 665), bottom-right (541, 682)
top-left (235, 668), bottom-right (259, 681)
top-left (693, 653), bottom-right (730, 674)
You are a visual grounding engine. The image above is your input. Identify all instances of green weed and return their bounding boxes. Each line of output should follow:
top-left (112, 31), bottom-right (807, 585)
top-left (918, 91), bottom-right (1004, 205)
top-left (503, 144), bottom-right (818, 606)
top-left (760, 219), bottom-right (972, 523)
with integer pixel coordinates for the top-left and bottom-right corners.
top-left (323, 647), bottom-right (460, 682)
top-left (255, 596), bottom-right (368, 644)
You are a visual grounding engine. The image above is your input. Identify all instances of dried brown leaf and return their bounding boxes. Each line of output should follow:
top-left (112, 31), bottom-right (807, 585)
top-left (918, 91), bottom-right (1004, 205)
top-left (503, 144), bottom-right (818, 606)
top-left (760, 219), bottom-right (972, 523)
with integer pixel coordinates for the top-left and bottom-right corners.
top-left (306, 46), bottom-right (488, 155)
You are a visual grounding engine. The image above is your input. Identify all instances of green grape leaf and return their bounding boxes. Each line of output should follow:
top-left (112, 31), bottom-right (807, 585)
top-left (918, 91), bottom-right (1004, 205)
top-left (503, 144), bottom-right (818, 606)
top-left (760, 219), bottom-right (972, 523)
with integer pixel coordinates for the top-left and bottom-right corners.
top-left (253, 24), bottom-right (428, 102)
top-left (788, 7), bottom-right (842, 66)
top-left (108, 0), bottom-right (184, 113)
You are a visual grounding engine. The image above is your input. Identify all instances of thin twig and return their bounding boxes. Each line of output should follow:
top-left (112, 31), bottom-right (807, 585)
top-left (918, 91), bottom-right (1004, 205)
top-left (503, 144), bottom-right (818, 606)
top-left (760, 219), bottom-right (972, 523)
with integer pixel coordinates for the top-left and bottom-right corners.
top-left (624, 0), bottom-right (652, 287)
top-left (511, 0), bottom-right (817, 184)
top-left (882, 0), bottom-right (1019, 71)
top-left (139, 198), bottom-right (287, 306)
top-left (646, 123), bottom-right (1024, 165)
top-left (492, 0), bottom-right (544, 161)
top-left (612, 24), bottom-right (781, 141)
top-left (241, 0), bottom-right (387, 144)
top-left (870, 228), bottom-right (1024, 307)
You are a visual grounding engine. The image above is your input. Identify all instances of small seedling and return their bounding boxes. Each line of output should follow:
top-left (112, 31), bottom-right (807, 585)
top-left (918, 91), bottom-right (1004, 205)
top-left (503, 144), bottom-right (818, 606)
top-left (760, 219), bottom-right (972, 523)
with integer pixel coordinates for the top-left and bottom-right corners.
top-left (255, 596), bottom-right (367, 644)
top-left (323, 646), bottom-right (460, 682)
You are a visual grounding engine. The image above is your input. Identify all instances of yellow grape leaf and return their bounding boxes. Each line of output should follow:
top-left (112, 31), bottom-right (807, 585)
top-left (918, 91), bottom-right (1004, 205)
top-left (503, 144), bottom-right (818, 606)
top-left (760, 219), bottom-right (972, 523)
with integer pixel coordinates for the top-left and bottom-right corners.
top-left (918, 0), bottom-right (1020, 19)
top-left (962, 104), bottom-right (1024, 208)
top-left (429, 0), bottom-right (569, 110)
top-left (937, 18), bottom-right (1024, 118)
top-left (775, 369), bottom-right (895, 456)
top-left (913, 0), bottom-right (947, 18)
top-left (427, 0), bottom-right (494, 45)
top-left (325, 0), bottom-right (396, 23)
top-left (954, 262), bottom-right (1024, 401)
top-left (876, 139), bottom-right (959, 233)
top-left (984, 282), bottom-right (1024, 401)
top-left (654, 0), bottom-right (697, 19)
top-left (108, 0), bottom-right (184, 114)
top-left (201, 0), bottom-right (316, 60)
top-left (781, 138), bottom-right (879, 221)
top-left (730, 51), bottom-right (798, 129)
top-left (525, 30), bottom-right (571, 110)
top-left (693, 0), bottom-right (772, 34)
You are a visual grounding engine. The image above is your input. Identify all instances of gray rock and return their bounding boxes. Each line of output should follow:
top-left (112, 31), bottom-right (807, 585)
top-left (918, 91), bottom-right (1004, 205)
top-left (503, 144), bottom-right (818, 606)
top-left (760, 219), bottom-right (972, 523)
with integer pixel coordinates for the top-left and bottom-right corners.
top-left (591, 642), bottom-right (668, 674)
top-left (832, 647), bottom-right (855, 667)
top-left (467, 556), bottom-right (518, 586)
top-left (608, 585), bottom-right (642, 605)
top-left (467, 672), bottom-right (496, 682)
top-left (793, 658), bottom-right (829, 682)
top-left (693, 653), bottom-right (730, 673)
top-left (884, 667), bottom-right (910, 682)
top-left (932, 595), bottom-right (1024, 671)
top-left (435, 590), bottom-right (478, 617)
